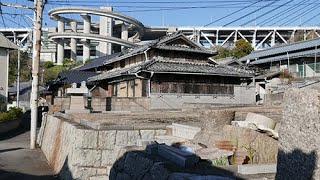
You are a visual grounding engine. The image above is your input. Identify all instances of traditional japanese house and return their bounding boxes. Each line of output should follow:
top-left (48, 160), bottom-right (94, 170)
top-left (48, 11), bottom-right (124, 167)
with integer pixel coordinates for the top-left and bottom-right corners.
top-left (88, 33), bottom-right (255, 111)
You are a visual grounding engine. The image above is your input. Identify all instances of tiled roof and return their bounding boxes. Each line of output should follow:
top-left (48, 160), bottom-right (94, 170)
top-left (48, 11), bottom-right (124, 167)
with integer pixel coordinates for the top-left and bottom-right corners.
top-left (8, 82), bottom-right (45, 95)
top-left (74, 52), bottom-right (121, 71)
top-left (146, 60), bottom-right (252, 77)
top-left (103, 33), bottom-right (216, 66)
top-left (239, 37), bottom-right (320, 62)
top-left (8, 82), bottom-right (32, 94)
top-left (250, 48), bottom-right (320, 65)
top-left (55, 70), bottom-right (98, 84)
top-left (88, 63), bottom-right (145, 82)
top-left (88, 59), bottom-right (252, 82)
top-left (155, 45), bottom-right (216, 55)
top-left (215, 57), bottom-right (243, 65)
top-left (255, 71), bottom-right (281, 80)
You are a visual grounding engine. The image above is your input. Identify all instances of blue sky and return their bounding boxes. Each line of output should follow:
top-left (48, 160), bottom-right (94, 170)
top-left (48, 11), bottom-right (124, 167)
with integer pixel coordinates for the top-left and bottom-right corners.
top-left (0, 0), bottom-right (320, 28)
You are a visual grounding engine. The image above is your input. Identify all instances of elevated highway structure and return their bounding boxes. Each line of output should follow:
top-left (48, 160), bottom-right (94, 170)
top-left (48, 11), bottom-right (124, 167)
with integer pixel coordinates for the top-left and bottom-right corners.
top-left (178, 26), bottom-right (320, 50)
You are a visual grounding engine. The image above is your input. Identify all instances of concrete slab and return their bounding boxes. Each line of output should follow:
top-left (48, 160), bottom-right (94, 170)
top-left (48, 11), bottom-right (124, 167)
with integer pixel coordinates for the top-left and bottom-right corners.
top-left (65, 109), bottom-right (90, 114)
top-left (237, 164), bottom-right (277, 175)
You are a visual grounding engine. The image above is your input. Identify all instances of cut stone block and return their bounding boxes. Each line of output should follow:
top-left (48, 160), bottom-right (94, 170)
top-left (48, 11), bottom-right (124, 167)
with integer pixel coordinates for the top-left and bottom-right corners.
top-left (237, 164), bottom-right (277, 175)
top-left (115, 131), bottom-right (128, 146)
top-left (98, 130), bottom-right (116, 149)
top-left (140, 130), bottom-right (155, 140)
top-left (245, 112), bottom-right (276, 130)
top-left (71, 148), bottom-right (101, 167)
top-left (171, 123), bottom-right (201, 140)
top-left (74, 129), bottom-right (98, 149)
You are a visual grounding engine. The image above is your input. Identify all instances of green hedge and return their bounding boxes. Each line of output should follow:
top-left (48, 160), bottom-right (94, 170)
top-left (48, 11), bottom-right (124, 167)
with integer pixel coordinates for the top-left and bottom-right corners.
top-left (0, 107), bottom-right (23, 121)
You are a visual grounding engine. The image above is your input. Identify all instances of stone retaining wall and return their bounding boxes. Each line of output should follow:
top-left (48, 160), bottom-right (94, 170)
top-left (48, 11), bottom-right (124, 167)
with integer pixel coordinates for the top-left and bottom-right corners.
top-left (38, 114), bottom-right (167, 180)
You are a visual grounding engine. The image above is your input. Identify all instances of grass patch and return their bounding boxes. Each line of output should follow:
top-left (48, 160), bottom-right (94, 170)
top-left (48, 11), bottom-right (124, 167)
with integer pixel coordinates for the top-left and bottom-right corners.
top-left (211, 156), bottom-right (230, 166)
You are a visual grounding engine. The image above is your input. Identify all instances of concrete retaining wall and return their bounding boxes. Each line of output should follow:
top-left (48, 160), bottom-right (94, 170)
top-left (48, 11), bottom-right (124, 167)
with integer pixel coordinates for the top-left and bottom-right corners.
top-left (150, 86), bottom-right (255, 110)
top-left (109, 97), bottom-right (150, 111)
top-left (39, 114), bottom-right (167, 180)
top-left (53, 86), bottom-right (255, 112)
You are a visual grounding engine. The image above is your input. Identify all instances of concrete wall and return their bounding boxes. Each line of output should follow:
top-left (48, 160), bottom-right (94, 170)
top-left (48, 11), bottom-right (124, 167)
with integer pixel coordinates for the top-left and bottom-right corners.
top-left (54, 86), bottom-right (254, 112)
top-left (38, 114), bottom-right (167, 180)
top-left (0, 48), bottom-right (8, 106)
top-left (150, 86), bottom-right (255, 110)
top-left (108, 86), bottom-right (255, 111)
top-left (109, 97), bottom-right (151, 111)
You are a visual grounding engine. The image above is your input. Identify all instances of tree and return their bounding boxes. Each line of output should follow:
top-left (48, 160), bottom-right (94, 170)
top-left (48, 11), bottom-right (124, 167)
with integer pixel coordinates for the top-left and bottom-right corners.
top-left (213, 39), bottom-right (253, 60)
top-left (213, 46), bottom-right (233, 60)
top-left (232, 39), bottom-right (254, 59)
top-left (8, 51), bottom-right (32, 86)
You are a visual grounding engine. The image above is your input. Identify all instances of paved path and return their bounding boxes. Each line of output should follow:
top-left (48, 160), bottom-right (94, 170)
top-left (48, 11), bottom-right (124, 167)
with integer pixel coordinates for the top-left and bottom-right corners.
top-left (0, 129), bottom-right (59, 180)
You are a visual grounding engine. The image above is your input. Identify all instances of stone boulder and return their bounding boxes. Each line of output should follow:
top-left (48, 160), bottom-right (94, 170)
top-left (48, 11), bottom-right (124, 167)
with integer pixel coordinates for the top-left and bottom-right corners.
top-left (193, 109), bottom-right (235, 147)
top-left (221, 125), bottom-right (278, 164)
top-left (276, 89), bottom-right (320, 179)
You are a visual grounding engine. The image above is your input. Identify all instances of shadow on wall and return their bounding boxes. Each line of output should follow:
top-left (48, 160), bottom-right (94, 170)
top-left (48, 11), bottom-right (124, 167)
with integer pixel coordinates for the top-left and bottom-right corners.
top-left (109, 149), bottom-right (244, 180)
top-left (276, 149), bottom-right (317, 180)
top-left (59, 157), bottom-right (73, 180)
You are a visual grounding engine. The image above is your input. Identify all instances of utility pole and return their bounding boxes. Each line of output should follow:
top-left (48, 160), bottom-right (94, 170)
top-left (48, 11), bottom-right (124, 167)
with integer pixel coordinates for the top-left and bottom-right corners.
top-left (30, 0), bottom-right (44, 149)
top-left (0, 0), bottom-right (44, 149)
top-left (16, 49), bottom-right (20, 108)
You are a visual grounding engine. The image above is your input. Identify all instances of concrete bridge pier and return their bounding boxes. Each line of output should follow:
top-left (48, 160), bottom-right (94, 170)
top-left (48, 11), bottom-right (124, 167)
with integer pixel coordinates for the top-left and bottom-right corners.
top-left (81, 14), bottom-right (91, 63)
top-left (57, 19), bottom-right (65, 65)
top-left (70, 21), bottom-right (77, 62)
top-left (98, 7), bottom-right (113, 57)
top-left (121, 23), bottom-right (128, 50)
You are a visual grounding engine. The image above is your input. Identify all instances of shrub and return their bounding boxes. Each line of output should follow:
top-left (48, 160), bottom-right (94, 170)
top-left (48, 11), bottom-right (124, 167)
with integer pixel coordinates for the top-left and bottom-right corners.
top-left (279, 71), bottom-right (294, 81)
top-left (42, 61), bottom-right (54, 68)
top-left (0, 107), bottom-right (23, 121)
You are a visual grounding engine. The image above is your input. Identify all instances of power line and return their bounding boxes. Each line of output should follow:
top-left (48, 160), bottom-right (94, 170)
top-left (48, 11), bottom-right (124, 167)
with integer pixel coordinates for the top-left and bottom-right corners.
top-left (203, 0), bottom-right (268, 27)
top-left (270, 0), bottom-right (317, 26)
top-left (222, 0), bottom-right (276, 26)
top-left (282, 3), bottom-right (319, 26)
top-left (258, 0), bottom-right (309, 26)
top-left (240, 0), bottom-right (294, 26)
top-left (300, 11), bottom-right (320, 26)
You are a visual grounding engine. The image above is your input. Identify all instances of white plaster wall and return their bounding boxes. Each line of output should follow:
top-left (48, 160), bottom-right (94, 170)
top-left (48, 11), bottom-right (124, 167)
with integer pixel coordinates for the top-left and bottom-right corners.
top-left (0, 48), bottom-right (8, 105)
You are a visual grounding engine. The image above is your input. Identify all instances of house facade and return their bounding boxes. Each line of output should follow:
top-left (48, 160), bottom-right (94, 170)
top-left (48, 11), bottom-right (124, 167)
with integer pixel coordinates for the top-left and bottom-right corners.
top-left (239, 37), bottom-right (320, 78)
top-left (88, 33), bottom-right (255, 111)
top-left (0, 34), bottom-right (18, 109)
